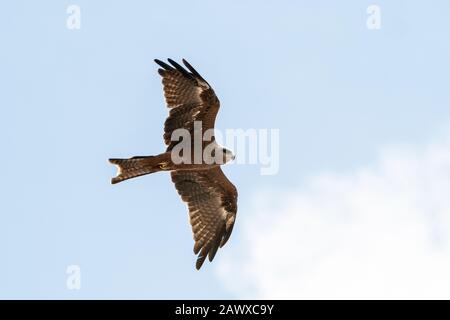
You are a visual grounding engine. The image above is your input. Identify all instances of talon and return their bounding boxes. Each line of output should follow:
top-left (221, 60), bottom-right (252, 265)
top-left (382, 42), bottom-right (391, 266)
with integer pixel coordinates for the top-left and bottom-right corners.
top-left (158, 162), bottom-right (169, 169)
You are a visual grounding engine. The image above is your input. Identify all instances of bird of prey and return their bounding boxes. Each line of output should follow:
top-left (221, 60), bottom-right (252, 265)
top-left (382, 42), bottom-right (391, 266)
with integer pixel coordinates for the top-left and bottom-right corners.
top-left (109, 58), bottom-right (238, 270)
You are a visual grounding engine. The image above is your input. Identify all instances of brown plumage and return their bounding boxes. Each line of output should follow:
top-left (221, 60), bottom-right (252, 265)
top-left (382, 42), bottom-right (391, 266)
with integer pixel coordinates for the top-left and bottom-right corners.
top-left (109, 58), bottom-right (238, 270)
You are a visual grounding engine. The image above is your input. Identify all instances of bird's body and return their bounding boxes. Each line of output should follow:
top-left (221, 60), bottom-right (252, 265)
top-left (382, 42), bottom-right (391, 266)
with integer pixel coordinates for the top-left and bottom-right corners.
top-left (109, 59), bottom-right (238, 270)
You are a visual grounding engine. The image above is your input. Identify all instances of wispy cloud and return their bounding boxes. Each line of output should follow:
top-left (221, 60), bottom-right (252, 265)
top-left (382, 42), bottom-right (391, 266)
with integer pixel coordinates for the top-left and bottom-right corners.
top-left (217, 127), bottom-right (450, 299)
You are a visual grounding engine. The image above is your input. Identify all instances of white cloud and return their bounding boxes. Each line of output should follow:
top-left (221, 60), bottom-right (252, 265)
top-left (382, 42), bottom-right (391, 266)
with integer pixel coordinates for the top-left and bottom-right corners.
top-left (217, 128), bottom-right (450, 299)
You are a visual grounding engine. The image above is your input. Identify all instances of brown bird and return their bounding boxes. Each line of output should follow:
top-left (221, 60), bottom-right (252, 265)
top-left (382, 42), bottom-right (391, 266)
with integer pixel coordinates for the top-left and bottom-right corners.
top-left (109, 58), bottom-right (238, 270)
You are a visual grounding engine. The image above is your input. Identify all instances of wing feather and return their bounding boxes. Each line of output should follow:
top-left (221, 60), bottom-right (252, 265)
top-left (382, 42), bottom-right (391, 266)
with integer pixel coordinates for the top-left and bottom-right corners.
top-left (171, 167), bottom-right (238, 270)
top-left (154, 59), bottom-right (175, 71)
top-left (155, 58), bottom-right (220, 150)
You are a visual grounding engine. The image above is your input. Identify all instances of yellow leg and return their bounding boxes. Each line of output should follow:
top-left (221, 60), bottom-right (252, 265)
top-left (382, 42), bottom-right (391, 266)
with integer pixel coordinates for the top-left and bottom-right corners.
top-left (158, 162), bottom-right (169, 170)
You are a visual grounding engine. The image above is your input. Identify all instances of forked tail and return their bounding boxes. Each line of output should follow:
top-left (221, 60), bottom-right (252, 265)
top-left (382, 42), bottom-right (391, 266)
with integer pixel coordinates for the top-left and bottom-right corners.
top-left (109, 155), bottom-right (166, 184)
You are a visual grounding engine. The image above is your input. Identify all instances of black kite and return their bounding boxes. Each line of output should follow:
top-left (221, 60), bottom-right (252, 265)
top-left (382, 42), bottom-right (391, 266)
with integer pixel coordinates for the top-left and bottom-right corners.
top-left (109, 59), bottom-right (238, 270)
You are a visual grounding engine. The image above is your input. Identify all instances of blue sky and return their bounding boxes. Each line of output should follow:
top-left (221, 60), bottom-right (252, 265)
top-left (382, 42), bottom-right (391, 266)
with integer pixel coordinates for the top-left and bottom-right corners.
top-left (1, 1), bottom-right (450, 299)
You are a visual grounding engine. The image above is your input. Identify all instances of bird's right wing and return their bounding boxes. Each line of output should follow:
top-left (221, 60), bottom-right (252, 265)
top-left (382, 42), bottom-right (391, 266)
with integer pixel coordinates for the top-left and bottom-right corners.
top-left (155, 59), bottom-right (220, 151)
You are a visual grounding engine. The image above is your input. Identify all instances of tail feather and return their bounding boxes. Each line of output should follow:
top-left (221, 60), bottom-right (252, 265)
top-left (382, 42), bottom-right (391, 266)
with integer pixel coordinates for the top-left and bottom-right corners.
top-left (109, 156), bottom-right (160, 184)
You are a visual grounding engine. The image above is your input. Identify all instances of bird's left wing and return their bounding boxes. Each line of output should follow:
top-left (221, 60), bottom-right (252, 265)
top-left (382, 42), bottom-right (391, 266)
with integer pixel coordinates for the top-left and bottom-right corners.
top-left (171, 167), bottom-right (238, 269)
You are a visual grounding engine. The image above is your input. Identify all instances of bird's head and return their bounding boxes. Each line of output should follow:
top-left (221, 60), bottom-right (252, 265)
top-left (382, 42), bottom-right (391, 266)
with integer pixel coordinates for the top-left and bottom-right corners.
top-left (221, 148), bottom-right (235, 164)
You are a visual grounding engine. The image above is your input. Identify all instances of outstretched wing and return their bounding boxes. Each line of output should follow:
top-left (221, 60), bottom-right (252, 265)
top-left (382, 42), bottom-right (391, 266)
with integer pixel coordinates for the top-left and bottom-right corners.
top-left (155, 58), bottom-right (220, 151)
top-left (171, 167), bottom-right (238, 270)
